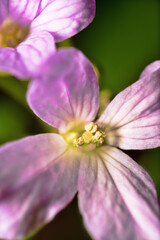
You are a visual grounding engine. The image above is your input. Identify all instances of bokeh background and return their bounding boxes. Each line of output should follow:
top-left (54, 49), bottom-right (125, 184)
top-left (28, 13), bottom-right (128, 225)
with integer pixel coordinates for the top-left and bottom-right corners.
top-left (0, 0), bottom-right (159, 239)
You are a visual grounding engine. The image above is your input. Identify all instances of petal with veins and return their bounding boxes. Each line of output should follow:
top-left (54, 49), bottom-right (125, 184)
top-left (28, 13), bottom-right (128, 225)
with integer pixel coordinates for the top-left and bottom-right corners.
top-left (27, 48), bottom-right (99, 131)
top-left (0, 134), bottom-right (80, 239)
top-left (0, 1), bottom-right (8, 25)
top-left (0, 47), bottom-right (29, 79)
top-left (78, 147), bottom-right (160, 240)
top-left (31, 0), bottom-right (95, 42)
top-left (98, 66), bottom-right (160, 149)
top-left (140, 60), bottom-right (160, 78)
top-left (0, 30), bottom-right (55, 79)
top-left (9, 0), bottom-right (40, 25)
top-left (17, 30), bottom-right (56, 77)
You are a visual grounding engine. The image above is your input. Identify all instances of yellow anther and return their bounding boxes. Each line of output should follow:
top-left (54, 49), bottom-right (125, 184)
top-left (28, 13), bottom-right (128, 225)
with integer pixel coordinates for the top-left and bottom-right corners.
top-left (77, 137), bottom-right (84, 145)
top-left (63, 121), bottom-right (106, 150)
top-left (85, 122), bottom-right (98, 134)
top-left (94, 131), bottom-right (102, 140)
top-left (85, 122), bottom-right (94, 132)
top-left (82, 131), bottom-right (93, 144)
top-left (73, 138), bottom-right (79, 147)
top-left (91, 124), bottom-right (98, 133)
top-left (97, 137), bottom-right (104, 145)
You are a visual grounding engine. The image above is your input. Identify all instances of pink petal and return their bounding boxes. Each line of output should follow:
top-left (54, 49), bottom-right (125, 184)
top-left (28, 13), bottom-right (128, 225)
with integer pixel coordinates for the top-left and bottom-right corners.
top-left (78, 147), bottom-right (160, 240)
top-left (0, 1), bottom-right (8, 25)
top-left (140, 60), bottom-right (160, 78)
top-left (9, 0), bottom-right (40, 26)
top-left (27, 48), bottom-right (99, 131)
top-left (0, 31), bottom-right (55, 79)
top-left (31, 0), bottom-right (95, 42)
top-left (0, 134), bottom-right (80, 239)
top-left (17, 30), bottom-right (56, 77)
top-left (98, 64), bottom-right (160, 149)
top-left (0, 47), bottom-right (29, 79)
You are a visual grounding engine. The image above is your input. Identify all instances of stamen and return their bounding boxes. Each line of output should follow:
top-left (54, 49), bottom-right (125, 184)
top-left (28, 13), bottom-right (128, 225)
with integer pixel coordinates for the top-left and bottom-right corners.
top-left (91, 124), bottom-right (98, 133)
top-left (97, 137), bottom-right (104, 145)
top-left (0, 18), bottom-right (29, 48)
top-left (73, 138), bottom-right (79, 147)
top-left (84, 122), bottom-right (98, 133)
top-left (74, 122), bottom-right (106, 148)
top-left (63, 122), bottom-right (106, 151)
top-left (85, 122), bottom-right (94, 132)
top-left (82, 132), bottom-right (93, 144)
top-left (78, 137), bottom-right (84, 145)
top-left (93, 131), bottom-right (102, 140)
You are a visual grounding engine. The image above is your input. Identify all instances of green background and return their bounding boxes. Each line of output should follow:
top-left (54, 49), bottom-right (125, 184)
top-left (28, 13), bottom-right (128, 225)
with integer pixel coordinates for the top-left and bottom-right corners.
top-left (0, 0), bottom-right (159, 239)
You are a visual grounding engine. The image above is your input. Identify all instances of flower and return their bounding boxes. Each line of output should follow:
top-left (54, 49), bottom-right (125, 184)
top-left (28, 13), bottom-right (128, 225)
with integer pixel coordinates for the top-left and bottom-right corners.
top-left (0, 49), bottom-right (160, 240)
top-left (0, 0), bottom-right (95, 79)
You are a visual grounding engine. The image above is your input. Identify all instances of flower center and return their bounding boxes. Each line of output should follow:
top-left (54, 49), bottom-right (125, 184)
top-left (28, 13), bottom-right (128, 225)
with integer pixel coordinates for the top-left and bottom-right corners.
top-left (0, 18), bottom-right (29, 48)
top-left (63, 122), bottom-right (106, 151)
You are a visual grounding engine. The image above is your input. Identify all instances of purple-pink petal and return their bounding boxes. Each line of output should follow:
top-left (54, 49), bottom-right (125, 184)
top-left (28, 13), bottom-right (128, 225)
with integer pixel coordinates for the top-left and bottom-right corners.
top-left (9, 0), bottom-right (40, 26)
top-left (27, 48), bottom-right (99, 131)
top-left (17, 30), bottom-right (56, 77)
top-left (140, 60), bottom-right (160, 78)
top-left (0, 47), bottom-right (29, 79)
top-left (31, 0), bottom-right (95, 42)
top-left (0, 31), bottom-right (56, 79)
top-left (0, 134), bottom-right (80, 239)
top-left (78, 147), bottom-right (160, 240)
top-left (98, 64), bottom-right (160, 149)
top-left (0, 0), bottom-right (95, 80)
top-left (0, 1), bottom-right (8, 25)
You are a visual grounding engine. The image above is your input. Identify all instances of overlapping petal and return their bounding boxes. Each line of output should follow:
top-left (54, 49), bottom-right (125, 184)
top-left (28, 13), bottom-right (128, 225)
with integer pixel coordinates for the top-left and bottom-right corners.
top-left (0, 47), bottom-right (28, 79)
top-left (0, 30), bottom-right (55, 79)
top-left (78, 146), bottom-right (160, 240)
top-left (0, 134), bottom-right (80, 239)
top-left (31, 0), bottom-right (95, 42)
top-left (98, 66), bottom-right (160, 149)
top-left (17, 30), bottom-right (56, 77)
top-left (27, 48), bottom-right (99, 131)
top-left (9, 0), bottom-right (40, 25)
top-left (0, 1), bottom-right (95, 80)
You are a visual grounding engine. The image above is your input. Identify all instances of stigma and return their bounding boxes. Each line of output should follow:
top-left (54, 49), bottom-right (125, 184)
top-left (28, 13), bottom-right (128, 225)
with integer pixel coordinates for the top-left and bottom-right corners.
top-left (0, 18), bottom-right (29, 48)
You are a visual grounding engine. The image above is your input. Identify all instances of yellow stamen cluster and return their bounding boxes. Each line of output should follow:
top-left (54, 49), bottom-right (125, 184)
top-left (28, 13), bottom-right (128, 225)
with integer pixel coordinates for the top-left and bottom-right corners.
top-left (0, 18), bottom-right (29, 48)
top-left (73, 122), bottom-right (106, 147)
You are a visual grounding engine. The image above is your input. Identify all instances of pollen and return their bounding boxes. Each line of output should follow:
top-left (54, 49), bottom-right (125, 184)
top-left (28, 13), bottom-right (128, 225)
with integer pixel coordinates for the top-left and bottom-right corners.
top-left (71, 122), bottom-right (106, 149)
top-left (0, 18), bottom-right (29, 48)
top-left (82, 131), bottom-right (93, 144)
top-left (85, 122), bottom-right (98, 133)
top-left (78, 137), bottom-right (84, 145)
top-left (93, 131), bottom-right (102, 140)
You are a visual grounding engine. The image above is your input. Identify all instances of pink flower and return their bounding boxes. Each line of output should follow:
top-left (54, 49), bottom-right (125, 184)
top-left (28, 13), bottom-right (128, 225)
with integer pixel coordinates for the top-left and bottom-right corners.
top-left (0, 0), bottom-right (95, 79)
top-left (0, 49), bottom-right (160, 240)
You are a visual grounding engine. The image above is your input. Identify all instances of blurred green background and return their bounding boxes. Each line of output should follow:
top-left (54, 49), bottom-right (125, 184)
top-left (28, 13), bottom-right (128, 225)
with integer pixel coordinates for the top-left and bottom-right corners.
top-left (0, 0), bottom-right (159, 239)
